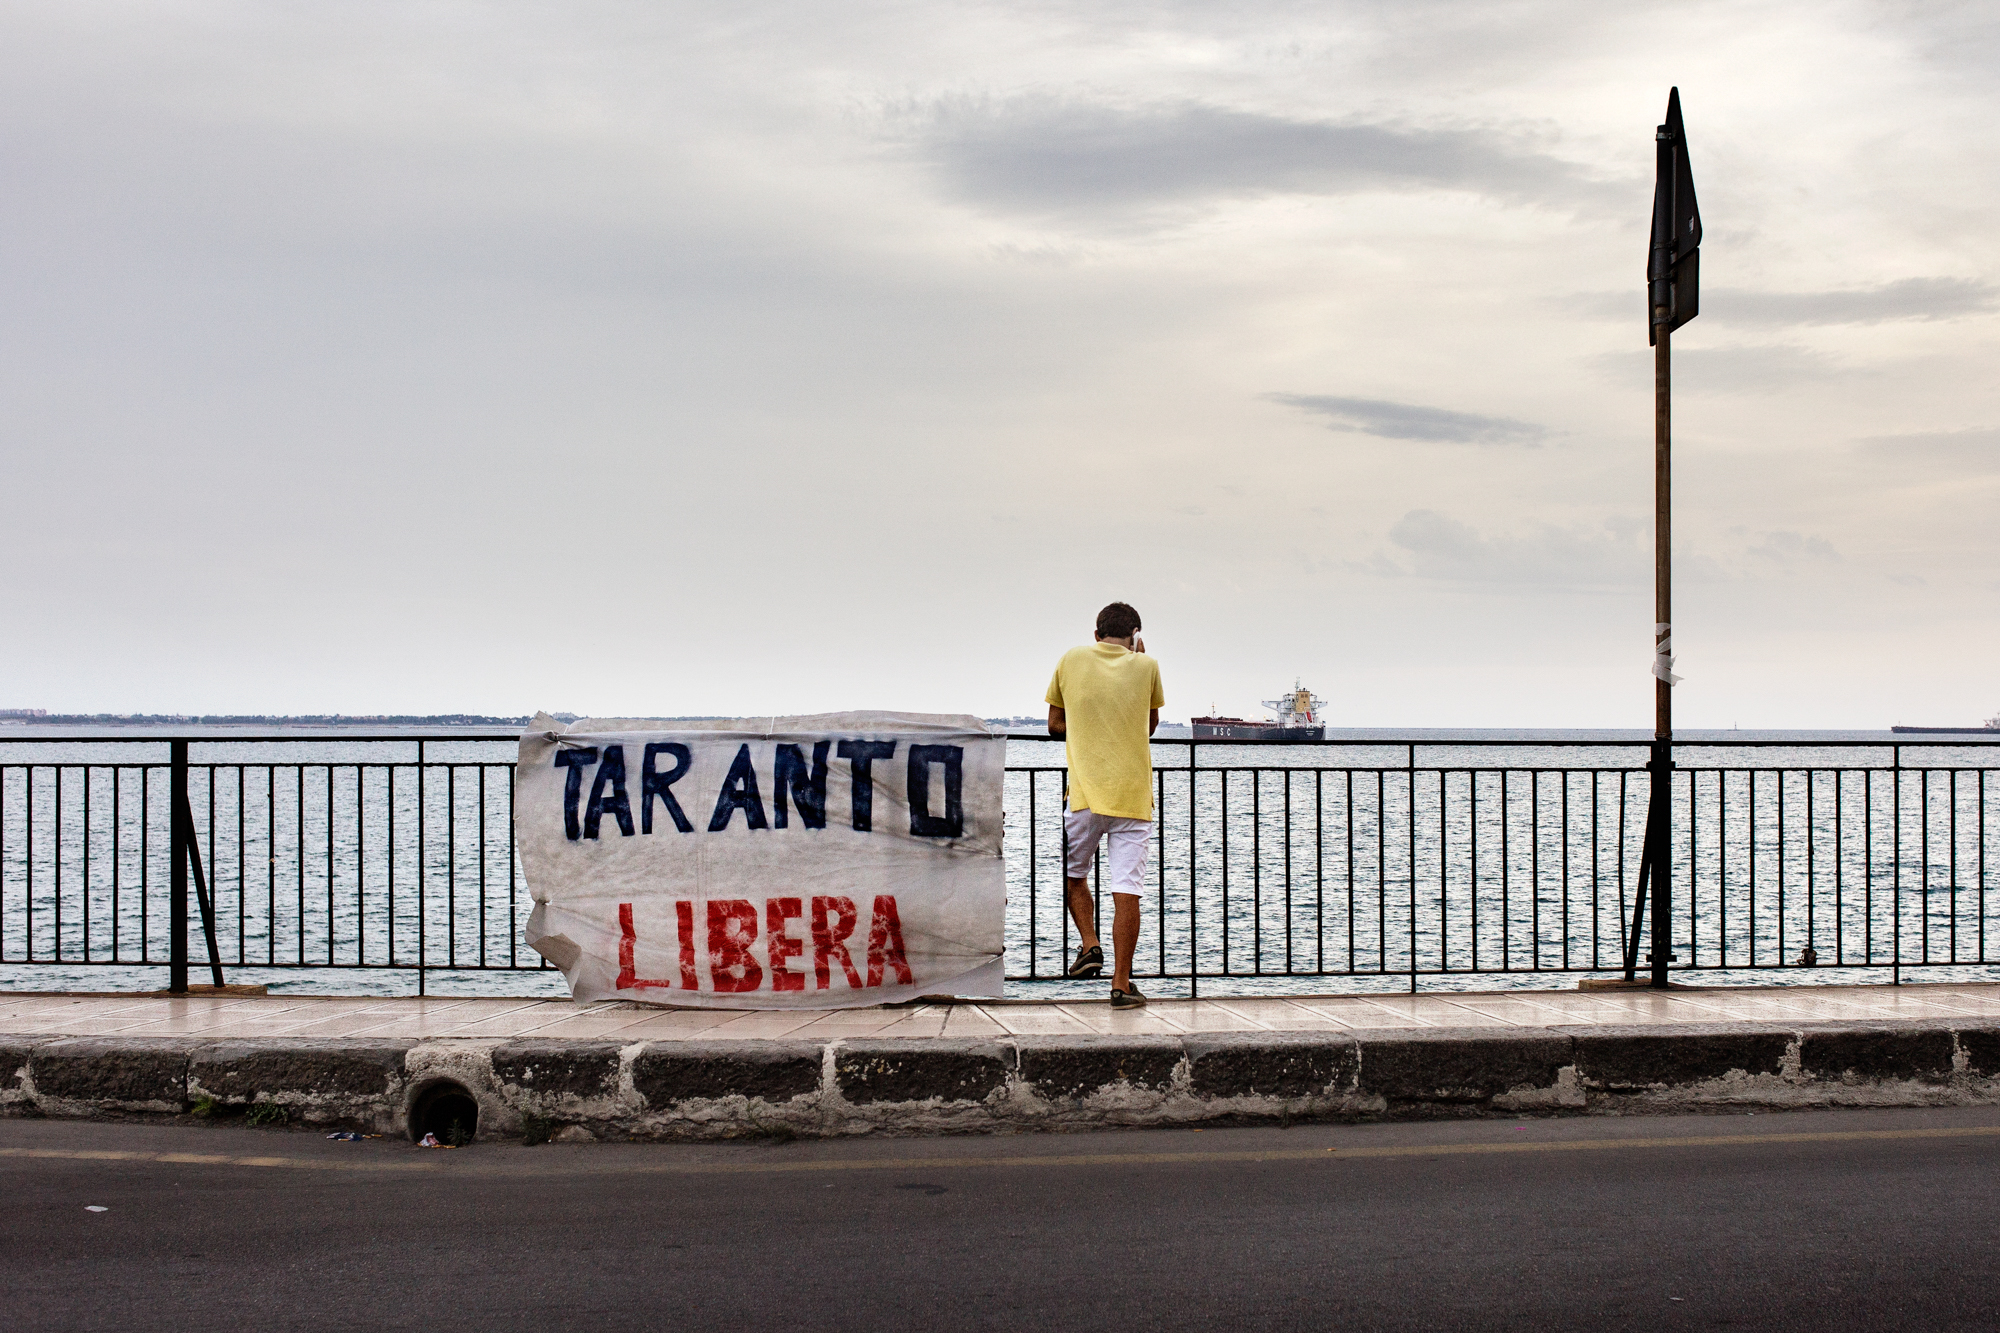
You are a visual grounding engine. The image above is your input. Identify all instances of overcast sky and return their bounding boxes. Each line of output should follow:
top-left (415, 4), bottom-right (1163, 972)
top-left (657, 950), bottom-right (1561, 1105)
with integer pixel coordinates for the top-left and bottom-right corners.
top-left (4, 0), bottom-right (1997, 726)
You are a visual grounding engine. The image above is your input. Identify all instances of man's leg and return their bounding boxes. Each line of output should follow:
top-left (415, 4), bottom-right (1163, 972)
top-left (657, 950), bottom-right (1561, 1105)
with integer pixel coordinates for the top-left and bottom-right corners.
top-left (1110, 893), bottom-right (1140, 991)
top-left (1065, 874), bottom-right (1100, 951)
top-left (1062, 809), bottom-right (1105, 967)
top-left (1104, 818), bottom-right (1150, 994)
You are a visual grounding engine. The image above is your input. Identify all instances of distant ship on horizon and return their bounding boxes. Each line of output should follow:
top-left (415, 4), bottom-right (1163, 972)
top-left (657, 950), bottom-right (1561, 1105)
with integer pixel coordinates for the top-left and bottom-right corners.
top-left (1192, 682), bottom-right (1326, 741)
top-left (1892, 711), bottom-right (2000, 735)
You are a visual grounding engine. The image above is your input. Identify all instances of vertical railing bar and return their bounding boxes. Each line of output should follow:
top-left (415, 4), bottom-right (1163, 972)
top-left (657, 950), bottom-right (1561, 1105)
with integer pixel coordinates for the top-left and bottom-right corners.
top-left (1686, 768), bottom-right (1697, 968)
top-left (1406, 747), bottom-right (1416, 991)
top-left (1156, 765), bottom-right (1166, 981)
top-left (479, 764), bottom-right (489, 968)
top-left (82, 766), bottom-right (94, 963)
top-left (111, 766), bottom-right (122, 962)
top-left (1092, 804), bottom-right (1102, 954)
top-left (1752, 768), bottom-right (1768, 964)
top-left (1344, 769), bottom-right (1355, 974)
top-left (387, 765), bottom-right (397, 969)
top-left (1500, 770), bottom-right (1510, 971)
top-left (324, 765), bottom-right (334, 966)
top-left (417, 740), bottom-right (427, 995)
top-left (356, 766), bottom-right (366, 966)
top-left (266, 767), bottom-right (275, 966)
top-left (1834, 768), bottom-right (1844, 967)
top-left (1949, 768), bottom-right (1959, 963)
top-left (1283, 769), bottom-right (1293, 974)
top-left (298, 764), bottom-right (310, 960)
top-left (1176, 752), bottom-right (1192, 992)
top-left (25, 766), bottom-right (34, 961)
top-left (1615, 770), bottom-right (1626, 971)
top-left (1, 767), bottom-right (11, 962)
top-left (1865, 768), bottom-right (1875, 965)
top-left (1530, 770), bottom-right (1540, 971)
top-left (1470, 771), bottom-right (1480, 975)
top-left (1560, 771), bottom-right (1570, 971)
top-left (448, 765), bottom-right (458, 969)
top-left (1439, 770), bottom-right (1450, 975)
top-left (1220, 771), bottom-right (1230, 973)
top-left (140, 766), bottom-right (150, 962)
top-left (1718, 772), bottom-right (1729, 970)
top-left (1, 766), bottom-right (9, 962)
top-left (1777, 769), bottom-right (1787, 967)
top-left (236, 766), bottom-right (246, 965)
top-left (1315, 768), bottom-right (1325, 975)
top-left (1893, 753), bottom-right (1902, 982)
top-left (509, 762), bottom-right (523, 970)
top-left (1251, 769), bottom-right (1262, 974)
top-left (1591, 773), bottom-right (1600, 967)
top-left (54, 766), bottom-right (62, 961)
top-left (1027, 770), bottom-right (1037, 977)
top-left (1375, 769), bottom-right (1386, 975)
top-left (1920, 768), bottom-right (1931, 966)
top-left (1808, 764), bottom-right (1824, 960)
top-left (205, 763), bottom-right (217, 969)
top-left (1059, 769), bottom-right (1071, 976)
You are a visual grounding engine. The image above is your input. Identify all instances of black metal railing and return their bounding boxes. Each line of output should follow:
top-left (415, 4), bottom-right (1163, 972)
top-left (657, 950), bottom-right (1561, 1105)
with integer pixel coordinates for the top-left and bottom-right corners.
top-left (1009, 740), bottom-right (1999, 993)
top-left (0, 736), bottom-right (524, 993)
top-left (2, 734), bottom-right (1996, 995)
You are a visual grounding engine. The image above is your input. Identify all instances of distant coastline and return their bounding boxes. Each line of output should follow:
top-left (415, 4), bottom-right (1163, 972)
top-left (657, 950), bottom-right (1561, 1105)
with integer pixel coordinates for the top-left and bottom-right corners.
top-left (1, 715), bottom-right (1992, 746)
top-left (0, 712), bottom-right (574, 727)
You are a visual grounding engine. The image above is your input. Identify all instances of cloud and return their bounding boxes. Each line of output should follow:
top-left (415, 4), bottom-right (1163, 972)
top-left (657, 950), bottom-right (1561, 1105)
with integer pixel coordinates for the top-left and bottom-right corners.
top-left (897, 96), bottom-right (1605, 219)
top-left (1860, 428), bottom-right (2000, 473)
top-left (1718, 278), bottom-right (1997, 326)
top-left (1379, 510), bottom-right (1643, 586)
top-left (1377, 515), bottom-right (1841, 588)
top-left (1741, 530), bottom-right (1840, 564)
top-left (1591, 343), bottom-right (1844, 392)
top-left (1269, 393), bottom-right (1547, 444)
top-left (1563, 278), bottom-right (1996, 328)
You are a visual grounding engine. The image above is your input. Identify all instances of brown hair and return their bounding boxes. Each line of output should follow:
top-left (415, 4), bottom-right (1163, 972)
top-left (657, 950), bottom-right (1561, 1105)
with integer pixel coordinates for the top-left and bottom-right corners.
top-left (1095, 602), bottom-right (1142, 640)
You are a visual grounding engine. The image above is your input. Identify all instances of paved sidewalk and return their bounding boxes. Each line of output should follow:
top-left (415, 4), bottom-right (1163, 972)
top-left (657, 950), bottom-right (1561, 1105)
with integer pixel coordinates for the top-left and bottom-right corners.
top-left (6, 981), bottom-right (1999, 1042)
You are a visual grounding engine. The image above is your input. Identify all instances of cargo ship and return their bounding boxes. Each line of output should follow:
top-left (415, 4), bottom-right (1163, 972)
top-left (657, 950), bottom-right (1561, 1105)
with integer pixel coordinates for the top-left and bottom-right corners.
top-left (1192, 682), bottom-right (1325, 741)
top-left (1892, 712), bottom-right (2000, 735)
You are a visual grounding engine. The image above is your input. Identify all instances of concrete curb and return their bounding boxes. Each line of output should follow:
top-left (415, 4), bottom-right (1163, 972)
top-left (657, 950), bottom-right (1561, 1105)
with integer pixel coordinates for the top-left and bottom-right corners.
top-left (4, 1017), bottom-right (2000, 1141)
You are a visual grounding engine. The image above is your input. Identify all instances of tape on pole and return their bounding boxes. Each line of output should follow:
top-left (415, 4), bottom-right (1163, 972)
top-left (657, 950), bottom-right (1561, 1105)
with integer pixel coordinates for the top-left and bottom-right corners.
top-left (1652, 622), bottom-right (1683, 685)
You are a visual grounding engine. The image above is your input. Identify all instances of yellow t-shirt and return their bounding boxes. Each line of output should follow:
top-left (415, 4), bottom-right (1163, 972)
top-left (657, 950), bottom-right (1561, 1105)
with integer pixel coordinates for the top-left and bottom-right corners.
top-left (1045, 642), bottom-right (1165, 820)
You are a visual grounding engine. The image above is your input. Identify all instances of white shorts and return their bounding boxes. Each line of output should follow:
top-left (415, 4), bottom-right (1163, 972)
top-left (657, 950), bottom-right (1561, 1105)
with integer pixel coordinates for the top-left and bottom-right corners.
top-left (1064, 808), bottom-right (1152, 895)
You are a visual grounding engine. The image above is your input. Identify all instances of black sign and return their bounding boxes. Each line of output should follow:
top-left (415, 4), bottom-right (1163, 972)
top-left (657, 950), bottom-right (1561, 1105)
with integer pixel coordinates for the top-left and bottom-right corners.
top-left (1648, 87), bottom-right (1701, 343)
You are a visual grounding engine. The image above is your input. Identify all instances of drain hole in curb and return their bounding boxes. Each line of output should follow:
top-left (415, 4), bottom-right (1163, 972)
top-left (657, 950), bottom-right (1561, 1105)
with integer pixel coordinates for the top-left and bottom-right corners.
top-left (411, 1082), bottom-right (480, 1146)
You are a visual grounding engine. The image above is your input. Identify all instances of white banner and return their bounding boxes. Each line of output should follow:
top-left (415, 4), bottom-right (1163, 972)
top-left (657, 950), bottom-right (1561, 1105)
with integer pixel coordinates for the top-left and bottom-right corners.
top-left (516, 711), bottom-right (1005, 1008)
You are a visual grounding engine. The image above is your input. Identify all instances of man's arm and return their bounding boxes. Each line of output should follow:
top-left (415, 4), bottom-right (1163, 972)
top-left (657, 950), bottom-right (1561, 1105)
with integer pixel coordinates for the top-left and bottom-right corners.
top-left (1149, 708), bottom-right (1158, 736)
top-left (1047, 705), bottom-right (1066, 739)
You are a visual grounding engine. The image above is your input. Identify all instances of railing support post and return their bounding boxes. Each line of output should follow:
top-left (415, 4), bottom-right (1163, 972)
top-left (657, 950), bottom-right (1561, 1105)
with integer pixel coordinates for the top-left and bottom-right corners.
top-left (169, 740), bottom-right (189, 994)
top-left (1647, 741), bottom-right (1674, 987)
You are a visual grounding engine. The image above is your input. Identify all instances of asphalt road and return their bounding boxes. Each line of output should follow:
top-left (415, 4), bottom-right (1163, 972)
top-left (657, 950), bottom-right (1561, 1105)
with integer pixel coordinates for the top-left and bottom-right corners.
top-left (5, 1107), bottom-right (2000, 1332)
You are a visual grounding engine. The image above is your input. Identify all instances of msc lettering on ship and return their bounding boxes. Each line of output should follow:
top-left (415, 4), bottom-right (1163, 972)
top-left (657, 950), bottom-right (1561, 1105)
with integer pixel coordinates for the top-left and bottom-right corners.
top-left (552, 740), bottom-right (964, 841)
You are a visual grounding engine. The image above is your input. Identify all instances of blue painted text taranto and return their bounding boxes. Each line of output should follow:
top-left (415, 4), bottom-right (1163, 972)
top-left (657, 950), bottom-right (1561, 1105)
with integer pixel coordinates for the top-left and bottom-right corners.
top-left (550, 740), bottom-right (965, 841)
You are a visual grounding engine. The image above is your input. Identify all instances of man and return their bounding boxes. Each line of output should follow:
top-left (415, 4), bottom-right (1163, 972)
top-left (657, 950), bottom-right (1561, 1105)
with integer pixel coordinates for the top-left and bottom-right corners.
top-left (1044, 601), bottom-right (1163, 1009)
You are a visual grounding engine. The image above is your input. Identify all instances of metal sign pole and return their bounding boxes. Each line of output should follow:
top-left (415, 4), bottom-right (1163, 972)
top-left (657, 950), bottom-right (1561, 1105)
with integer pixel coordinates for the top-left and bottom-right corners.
top-left (1649, 315), bottom-right (1674, 988)
top-left (1643, 89), bottom-right (1699, 989)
